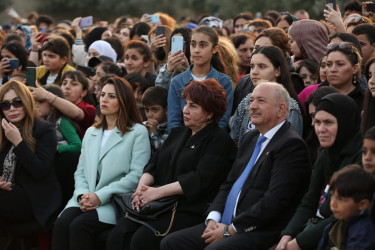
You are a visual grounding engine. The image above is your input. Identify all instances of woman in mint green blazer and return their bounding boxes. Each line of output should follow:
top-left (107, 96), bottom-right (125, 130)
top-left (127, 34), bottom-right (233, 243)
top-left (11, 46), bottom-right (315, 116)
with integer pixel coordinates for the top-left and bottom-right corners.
top-left (52, 77), bottom-right (151, 250)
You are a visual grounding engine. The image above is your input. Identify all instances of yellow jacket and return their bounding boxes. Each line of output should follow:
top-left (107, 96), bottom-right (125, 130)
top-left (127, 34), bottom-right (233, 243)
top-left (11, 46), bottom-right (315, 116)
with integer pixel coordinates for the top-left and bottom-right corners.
top-left (36, 64), bottom-right (75, 86)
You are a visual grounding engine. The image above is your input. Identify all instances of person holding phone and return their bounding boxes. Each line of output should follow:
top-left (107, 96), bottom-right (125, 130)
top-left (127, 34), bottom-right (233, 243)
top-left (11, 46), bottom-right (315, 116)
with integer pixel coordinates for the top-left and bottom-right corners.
top-left (149, 25), bottom-right (171, 71)
top-left (0, 80), bottom-right (61, 237)
top-left (168, 26), bottom-right (233, 130)
top-left (0, 41), bottom-right (28, 86)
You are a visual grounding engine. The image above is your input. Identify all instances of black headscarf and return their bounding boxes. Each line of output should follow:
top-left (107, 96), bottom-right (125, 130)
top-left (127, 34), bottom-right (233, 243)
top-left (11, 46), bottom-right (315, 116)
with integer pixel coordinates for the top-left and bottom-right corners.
top-left (315, 93), bottom-right (361, 179)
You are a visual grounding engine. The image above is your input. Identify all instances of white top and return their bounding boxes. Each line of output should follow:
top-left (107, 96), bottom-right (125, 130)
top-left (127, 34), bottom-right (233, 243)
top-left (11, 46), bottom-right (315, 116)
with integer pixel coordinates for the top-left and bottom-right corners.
top-left (99, 129), bottom-right (114, 155)
top-left (191, 73), bottom-right (207, 81)
top-left (46, 74), bottom-right (58, 85)
top-left (206, 121), bottom-right (286, 230)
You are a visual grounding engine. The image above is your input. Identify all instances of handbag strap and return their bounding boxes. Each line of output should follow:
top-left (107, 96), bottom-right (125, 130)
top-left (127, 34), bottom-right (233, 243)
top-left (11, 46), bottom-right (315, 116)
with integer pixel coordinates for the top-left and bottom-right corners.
top-left (125, 202), bottom-right (178, 237)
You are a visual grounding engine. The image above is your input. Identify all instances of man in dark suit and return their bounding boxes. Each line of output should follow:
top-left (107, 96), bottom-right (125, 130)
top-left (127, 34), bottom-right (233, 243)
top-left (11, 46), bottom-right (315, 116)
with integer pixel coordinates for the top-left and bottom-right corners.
top-left (161, 82), bottom-right (311, 250)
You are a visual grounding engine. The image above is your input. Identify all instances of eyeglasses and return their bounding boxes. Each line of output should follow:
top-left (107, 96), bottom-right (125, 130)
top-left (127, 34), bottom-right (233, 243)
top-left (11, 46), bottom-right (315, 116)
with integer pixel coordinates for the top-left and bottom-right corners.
top-left (327, 42), bottom-right (354, 51)
top-left (0, 98), bottom-right (23, 111)
top-left (346, 16), bottom-right (365, 23)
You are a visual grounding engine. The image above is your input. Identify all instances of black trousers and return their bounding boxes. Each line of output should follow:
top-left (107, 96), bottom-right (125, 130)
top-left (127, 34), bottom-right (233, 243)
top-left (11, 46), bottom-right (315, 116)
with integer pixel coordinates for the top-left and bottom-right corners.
top-left (0, 185), bottom-right (35, 225)
top-left (106, 211), bottom-right (202, 250)
top-left (52, 207), bottom-right (113, 250)
top-left (160, 223), bottom-right (280, 250)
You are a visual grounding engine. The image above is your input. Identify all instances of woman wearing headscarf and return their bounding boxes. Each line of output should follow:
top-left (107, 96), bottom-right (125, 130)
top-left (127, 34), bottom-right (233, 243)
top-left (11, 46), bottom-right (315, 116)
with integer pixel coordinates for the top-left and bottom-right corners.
top-left (276, 93), bottom-right (362, 250)
top-left (288, 19), bottom-right (329, 68)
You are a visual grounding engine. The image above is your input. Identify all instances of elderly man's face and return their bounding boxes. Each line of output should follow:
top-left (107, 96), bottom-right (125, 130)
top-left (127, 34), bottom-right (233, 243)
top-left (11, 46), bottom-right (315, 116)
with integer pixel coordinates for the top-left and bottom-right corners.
top-left (249, 84), bottom-right (282, 133)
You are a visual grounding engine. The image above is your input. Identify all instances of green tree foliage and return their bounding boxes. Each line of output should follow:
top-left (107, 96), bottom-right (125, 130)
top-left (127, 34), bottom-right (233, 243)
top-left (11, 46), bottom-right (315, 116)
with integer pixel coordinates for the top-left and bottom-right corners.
top-left (0, 0), bottom-right (13, 13)
top-left (38, 0), bottom-right (329, 21)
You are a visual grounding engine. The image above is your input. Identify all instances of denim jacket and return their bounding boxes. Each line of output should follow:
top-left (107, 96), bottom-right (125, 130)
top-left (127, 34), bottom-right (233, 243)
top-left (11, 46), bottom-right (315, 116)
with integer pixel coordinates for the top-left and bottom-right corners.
top-left (167, 65), bottom-right (233, 131)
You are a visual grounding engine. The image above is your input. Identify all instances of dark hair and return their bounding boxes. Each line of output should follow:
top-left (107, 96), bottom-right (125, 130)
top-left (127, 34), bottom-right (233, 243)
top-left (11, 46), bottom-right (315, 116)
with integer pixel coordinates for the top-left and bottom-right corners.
top-left (264, 10), bottom-right (280, 23)
top-left (142, 86), bottom-right (168, 108)
top-left (233, 13), bottom-right (254, 28)
top-left (125, 40), bottom-right (152, 62)
top-left (352, 24), bottom-right (375, 45)
top-left (99, 61), bottom-right (123, 77)
top-left (94, 77), bottom-right (142, 134)
top-left (4, 34), bottom-right (23, 44)
top-left (183, 79), bottom-right (227, 123)
top-left (104, 36), bottom-right (124, 61)
top-left (329, 32), bottom-right (362, 54)
top-left (42, 35), bottom-right (70, 59)
top-left (84, 27), bottom-right (107, 49)
top-left (297, 59), bottom-right (320, 78)
top-left (171, 27), bottom-right (192, 64)
top-left (364, 126), bottom-right (375, 140)
top-left (362, 57), bottom-right (375, 134)
top-left (1, 41), bottom-right (28, 71)
top-left (344, 0), bottom-right (362, 12)
top-left (276, 14), bottom-right (294, 27)
top-left (306, 86), bottom-right (339, 107)
top-left (192, 26), bottom-right (224, 74)
top-left (330, 164), bottom-right (375, 202)
top-left (230, 33), bottom-right (254, 49)
top-left (129, 22), bottom-right (151, 40)
top-left (125, 72), bottom-right (150, 93)
top-left (62, 70), bottom-right (89, 91)
top-left (255, 28), bottom-right (291, 54)
top-left (327, 43), bottom-right (362, 85)
top-left (252, 46), bottom-right (299, 102)
top-left (36, 15), bottom-right (54, 27)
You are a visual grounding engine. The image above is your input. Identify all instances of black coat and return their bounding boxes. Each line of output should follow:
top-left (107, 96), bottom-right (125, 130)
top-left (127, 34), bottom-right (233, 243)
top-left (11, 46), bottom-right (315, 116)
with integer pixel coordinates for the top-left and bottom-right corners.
top-left (208, 122), bottom-right (311, 235)
top-left (0, 119), bottom-right (61, 230)
top-left (144, 123), bottom-right (237, 217)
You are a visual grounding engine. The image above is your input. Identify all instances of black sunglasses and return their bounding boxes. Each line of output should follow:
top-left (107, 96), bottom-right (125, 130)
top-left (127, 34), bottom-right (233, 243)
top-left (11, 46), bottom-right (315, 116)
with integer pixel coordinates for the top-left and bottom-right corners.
top-left (327, 42), bottom-right (354, 51)
top-left (0, 98), bottom-right (23, 111)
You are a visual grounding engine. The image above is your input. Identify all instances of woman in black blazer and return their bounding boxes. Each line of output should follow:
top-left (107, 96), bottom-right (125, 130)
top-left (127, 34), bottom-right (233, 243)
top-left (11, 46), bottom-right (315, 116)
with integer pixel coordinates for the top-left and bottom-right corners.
top-left (0, 80), bottom-right (61, 233)
top-left (107, 79), bottom-right (237, 250)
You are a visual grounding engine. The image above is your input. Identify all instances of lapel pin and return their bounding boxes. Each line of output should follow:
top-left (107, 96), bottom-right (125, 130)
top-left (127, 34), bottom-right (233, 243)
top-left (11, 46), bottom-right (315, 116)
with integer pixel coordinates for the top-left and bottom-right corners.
top-left (266, 152), bottom-right (269, 155)
top-left (190, 145), bottom-right (195, 149)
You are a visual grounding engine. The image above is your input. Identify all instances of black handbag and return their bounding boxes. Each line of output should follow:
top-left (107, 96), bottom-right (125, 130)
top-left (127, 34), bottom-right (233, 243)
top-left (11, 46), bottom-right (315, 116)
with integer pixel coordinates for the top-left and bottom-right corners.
top-left (112, 191), bottom-right (178, 236)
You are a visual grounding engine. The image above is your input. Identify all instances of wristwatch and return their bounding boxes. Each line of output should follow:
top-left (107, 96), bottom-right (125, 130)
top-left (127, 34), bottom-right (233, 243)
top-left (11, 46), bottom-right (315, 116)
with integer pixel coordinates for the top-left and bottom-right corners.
top-left (223, 225), bottom-right (230, 238)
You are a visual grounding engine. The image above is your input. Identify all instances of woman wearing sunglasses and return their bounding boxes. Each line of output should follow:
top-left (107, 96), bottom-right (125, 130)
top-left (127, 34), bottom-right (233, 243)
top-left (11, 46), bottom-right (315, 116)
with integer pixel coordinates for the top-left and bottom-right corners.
top-left (320, 42), bottom-right (364, 110)
top-left (0, 81), bottom-right (61, 235)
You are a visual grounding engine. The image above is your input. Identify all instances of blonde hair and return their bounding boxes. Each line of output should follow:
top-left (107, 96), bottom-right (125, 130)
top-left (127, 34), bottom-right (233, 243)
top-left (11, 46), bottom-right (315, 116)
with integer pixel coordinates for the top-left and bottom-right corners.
top-left (218, 36), bottom-right (239, 89)
top-left (0, 81), bottom-right (36, 151)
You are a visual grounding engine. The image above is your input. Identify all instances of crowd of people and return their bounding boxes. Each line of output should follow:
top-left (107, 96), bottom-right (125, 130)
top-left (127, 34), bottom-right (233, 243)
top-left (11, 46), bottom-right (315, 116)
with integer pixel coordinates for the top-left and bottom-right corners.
top-left (0, 0), bottom-right (375, 249)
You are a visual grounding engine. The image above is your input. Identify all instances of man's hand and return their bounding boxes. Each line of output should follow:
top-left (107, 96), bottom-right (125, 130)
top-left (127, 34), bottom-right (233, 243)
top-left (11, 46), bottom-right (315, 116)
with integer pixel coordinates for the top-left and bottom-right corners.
top-left (201, 222), bottom-right (226, 244)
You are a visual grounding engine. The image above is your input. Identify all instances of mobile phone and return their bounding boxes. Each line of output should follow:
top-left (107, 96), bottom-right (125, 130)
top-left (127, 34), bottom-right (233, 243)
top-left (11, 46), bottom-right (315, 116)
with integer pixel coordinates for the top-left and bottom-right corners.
top-left (367, 3), bottom-right (375, 12)
top-left (26, 67), bottom-right (36, 87)
top-left (241, 28), bottom-right (250, 33)
top-left (141, 35), bottom-right (150, 45)
top-left (155, 26), bottom-right (165, 36)
top-left (171, 36), bottom-right (184, 54)
top-left (77, 65), bottom-right (96, 78)
top-left (149, 15), bottom-right (160, 24)
top-left (326, 0), bottom-right (336, 10)
top-left (8, 58), bottom-right (19, 70)
top-left (37, 33), bottom-right (47, 44)
top-left (79, 16), bottom-right (93, 29)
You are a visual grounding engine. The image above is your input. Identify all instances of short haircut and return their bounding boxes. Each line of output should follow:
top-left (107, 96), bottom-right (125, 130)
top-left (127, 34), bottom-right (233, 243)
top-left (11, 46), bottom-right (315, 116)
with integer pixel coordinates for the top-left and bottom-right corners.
top-left (125, 40), bottom-right (152, 62)
top-left (329, 32), bottom-right (362, 54)
top-left (352, 24), bottom-right (375, 45)
top-left (330, 164), bottom-right (375, 202)
top-left (125, 72), bottom-right (150, 93)
top-left (344, 0), bottom-right (362, 12)
top-left (42, 35), bottom-right (70, 59)
top-left (183, 79), bottom-right (227, 123)
top-left (129, 22), bottom-right (151, 40)
top-left (259, 81), bottom-right (290, 115)
top-left (230, 33), bottom-right (255, 49)
top-left (142, 87), bottom-right (168, 108)
top-left (36, 15), bottom-right (54, 27)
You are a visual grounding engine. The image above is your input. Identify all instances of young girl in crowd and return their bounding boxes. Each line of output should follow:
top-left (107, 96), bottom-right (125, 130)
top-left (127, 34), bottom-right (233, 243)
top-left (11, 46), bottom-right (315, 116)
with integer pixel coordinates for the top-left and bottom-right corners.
top-left (36, 35), bottom-right (75, 85)
top-left (168, 26), bottom-right (233, 130)
top-left (297, 59), bottom-right (319, 86)
top-left (124, 40), bottom-right (156, 86)
top-left (0, 41), bottom-right (29, 85)
top-left (31, 70), bottom-right (96, 138)
top-left (362, 57), bottom-right (375, 134)
top-left (36, 85), bottom-right (81, 154)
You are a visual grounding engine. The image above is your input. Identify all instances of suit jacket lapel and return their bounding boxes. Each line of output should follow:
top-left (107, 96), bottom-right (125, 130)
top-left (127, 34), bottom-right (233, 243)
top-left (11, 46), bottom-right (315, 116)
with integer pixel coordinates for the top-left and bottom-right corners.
top-left (98, 127), bottom-right (123, 162)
